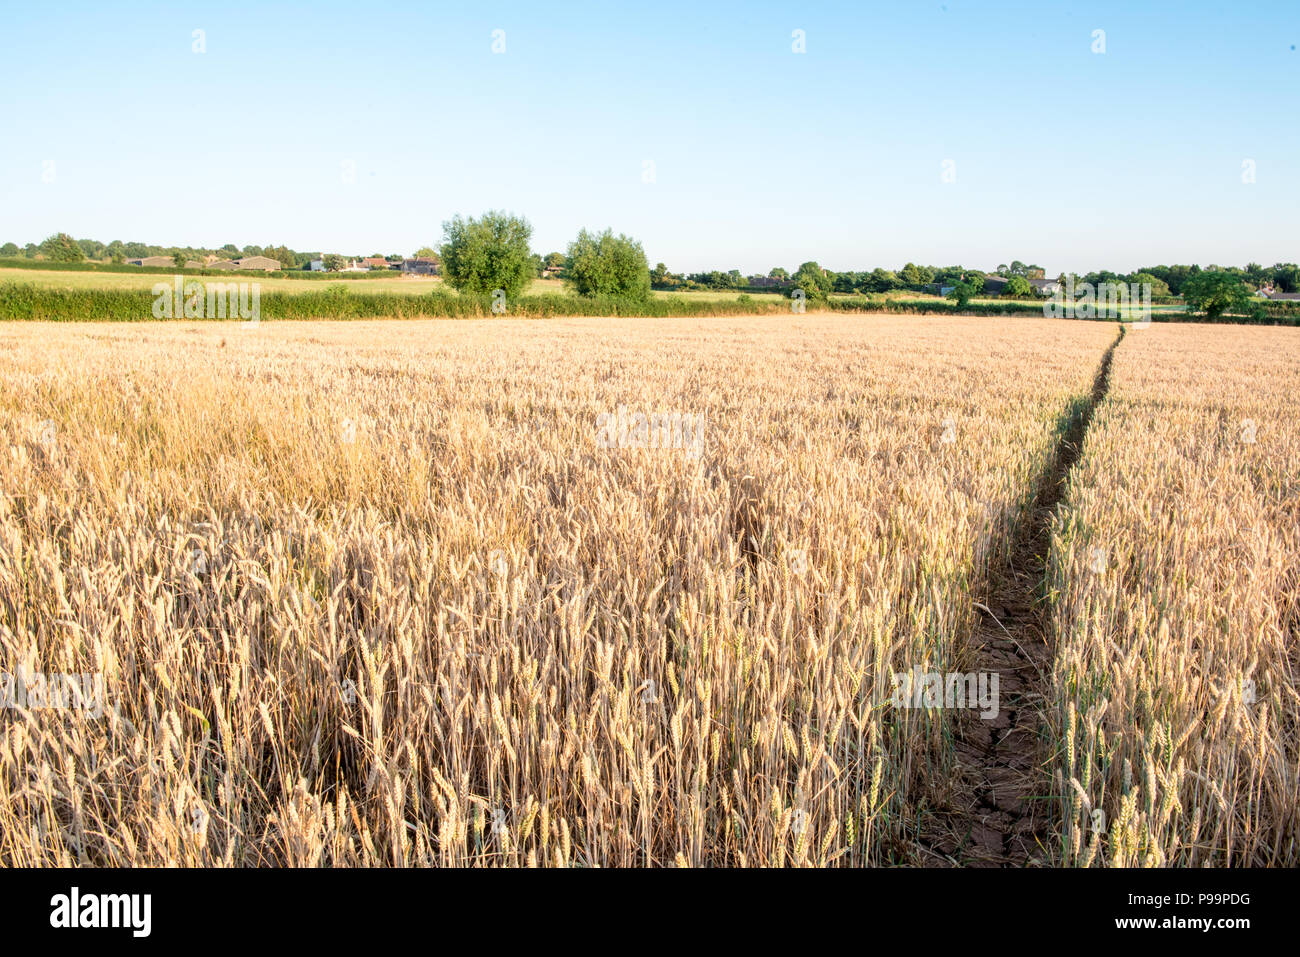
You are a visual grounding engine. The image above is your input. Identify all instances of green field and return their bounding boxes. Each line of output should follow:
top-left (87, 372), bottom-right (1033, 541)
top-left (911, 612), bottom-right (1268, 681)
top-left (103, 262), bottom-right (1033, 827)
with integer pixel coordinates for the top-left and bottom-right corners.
top-left (0, 267), bottom-right (796, 303)
top-left (0, 267), bottom-right (1193, 317)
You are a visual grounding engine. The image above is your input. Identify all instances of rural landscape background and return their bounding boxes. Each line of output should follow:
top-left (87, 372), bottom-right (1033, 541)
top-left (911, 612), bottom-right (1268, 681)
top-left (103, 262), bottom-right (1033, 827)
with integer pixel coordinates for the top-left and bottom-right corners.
top-left (1, 1), bottom-right (1297, 876)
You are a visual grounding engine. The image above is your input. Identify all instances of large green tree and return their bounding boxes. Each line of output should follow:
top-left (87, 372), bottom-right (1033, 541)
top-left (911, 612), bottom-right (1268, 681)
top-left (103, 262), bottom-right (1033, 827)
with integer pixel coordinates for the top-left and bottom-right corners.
top-left (1182, 272), bottom-right (1250, 319)
top-left (898, 262), bottom-right (924, 287)
top-left (440, 211), bottom-right (535, 297)
top-left (792, 261), bottom-right (833, 300)
top-left (1002, 275), bottom-right (1034, 298)
top-left (564, 228), bottom-right (650, 299)
top-left (39, 232), bottom-right (85, 262)
top-left (1129, 272), bottom-right (1171, 298)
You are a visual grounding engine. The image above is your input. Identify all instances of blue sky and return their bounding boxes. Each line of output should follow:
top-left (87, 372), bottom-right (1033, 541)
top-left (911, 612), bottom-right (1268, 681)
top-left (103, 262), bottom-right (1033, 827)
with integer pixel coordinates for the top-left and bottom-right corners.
top-left (2, 0), bottom-right (1297, 274)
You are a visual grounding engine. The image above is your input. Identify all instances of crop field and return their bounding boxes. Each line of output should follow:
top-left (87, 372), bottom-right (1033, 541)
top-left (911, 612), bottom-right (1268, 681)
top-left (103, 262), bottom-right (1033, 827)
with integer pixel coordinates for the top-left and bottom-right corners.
top-left (0, 266), bottom-right (506, 297)
top-left (1047, 324), bottom-right (1300, 866)
top-left (0, 315), bottom-right (1138, 867)
top-left (0, 266), bottom-right (791, 306)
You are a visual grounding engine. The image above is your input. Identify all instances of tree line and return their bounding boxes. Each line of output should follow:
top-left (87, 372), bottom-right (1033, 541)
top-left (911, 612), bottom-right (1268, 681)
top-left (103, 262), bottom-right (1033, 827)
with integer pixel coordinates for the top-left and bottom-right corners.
top-left (8, 227), bottom-right (1299, 312)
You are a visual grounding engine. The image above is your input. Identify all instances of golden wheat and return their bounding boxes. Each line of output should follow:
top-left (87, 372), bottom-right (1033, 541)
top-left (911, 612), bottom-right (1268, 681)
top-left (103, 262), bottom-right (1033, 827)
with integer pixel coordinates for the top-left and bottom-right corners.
top-left (1048, 323), bottom-right (1300, 866)
top-left (0, 316), bottom-right (1114, 866)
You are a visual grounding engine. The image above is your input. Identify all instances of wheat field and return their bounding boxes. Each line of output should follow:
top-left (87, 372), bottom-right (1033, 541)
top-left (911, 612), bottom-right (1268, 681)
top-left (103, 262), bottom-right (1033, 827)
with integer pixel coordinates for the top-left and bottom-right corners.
top-left (0, 316), bottom-right (1133, 866)
top-left (1049, 324), bottom-right (1300, 866)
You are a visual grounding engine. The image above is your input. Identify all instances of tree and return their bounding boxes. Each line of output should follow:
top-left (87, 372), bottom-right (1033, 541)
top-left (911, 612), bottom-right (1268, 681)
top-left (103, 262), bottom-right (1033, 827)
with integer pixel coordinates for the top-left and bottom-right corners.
top-left (947, 282), bottom-right (974, 308)
top-left (768, 267), bottom-right (789, 281)
top-left (1129, 272), bottom-right (1171, 298)
top-left (832, 271), bottom-right (859, 294)
top-left (263, 245), bottom-right (296, 269)
top-left (415, 246), bottom-right (441, 264)
top-left (898, 262), bottom-right (924, 287)
top-left (865, 268), bottom-right (899, 293)
top-left (543, 252), bottom-right (566, 270)
top-left (323, 254), bottom-right (346, 272)
top-left (173, 252), bottom-right (187, 268)
top-left (1183, 272), bottom-right (1250, 319)
top-left (39, 232), bottom-right (85, 262)
top-left (77, 238), bottom-right (105, 260)
top-left (1002, 275), bottom-right (1034, 298)
top-left (0, 242), bottom-right (17, 257)
top-left (564, 228), bottom-right (651, 300)
top-left (1271, 262), bottom-right (1300, 293)
top-left (792, 261), bottom-right (832, 300)
top-left (440, 211), bottom-right (535, 298)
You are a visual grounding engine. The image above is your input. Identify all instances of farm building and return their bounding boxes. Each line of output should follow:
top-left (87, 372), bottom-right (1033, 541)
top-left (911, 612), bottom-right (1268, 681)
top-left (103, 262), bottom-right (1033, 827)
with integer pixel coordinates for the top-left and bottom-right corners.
top-left (1256, 284), bottom-right (1300, 300)
top-left (399, 258), bottom-right (439, 275)
top-left (361, 257), bottom-right (390, 270)
top-left (125, 255), bottom-right (176, 267)
top-left (206, 260), bottom-right (239, 270)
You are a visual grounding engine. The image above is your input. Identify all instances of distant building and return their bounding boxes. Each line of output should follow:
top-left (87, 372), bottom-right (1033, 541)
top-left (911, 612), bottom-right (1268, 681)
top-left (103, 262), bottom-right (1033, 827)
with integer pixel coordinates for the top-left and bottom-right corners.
top-left (1257, 283), bottom-right (1300, 300)
top-left (748, 276), bottom-right (790, 289)
top-left (361, 256), bottom-right (389, 270)
top-left (184, 260), bottom-right (204, 270)
top-left (307, 259), bottom-right (326, 272)
top-left (980, 275), bottom-right (1009, 297)
top-left (125, 255), bottom-right (175, 267)
top-left (207, 260), bottom-right (239, 271)
top-left (232, 256), bottom-right (282, 271)
top-left (399, 257), bottom-right (439, 275)
top-left (1029, 278), bottom-right (1062, 295)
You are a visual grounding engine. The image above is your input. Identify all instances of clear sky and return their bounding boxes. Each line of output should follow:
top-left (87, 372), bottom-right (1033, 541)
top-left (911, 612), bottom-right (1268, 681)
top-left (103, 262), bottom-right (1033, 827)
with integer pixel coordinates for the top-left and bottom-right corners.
top-left (2, 0), bottom-right (1296, 275)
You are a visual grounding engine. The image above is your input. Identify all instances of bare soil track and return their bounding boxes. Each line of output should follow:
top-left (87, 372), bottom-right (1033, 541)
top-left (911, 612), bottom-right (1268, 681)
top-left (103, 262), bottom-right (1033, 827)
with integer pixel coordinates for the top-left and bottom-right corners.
top-left (923, 325), bottom-right (1124, 866)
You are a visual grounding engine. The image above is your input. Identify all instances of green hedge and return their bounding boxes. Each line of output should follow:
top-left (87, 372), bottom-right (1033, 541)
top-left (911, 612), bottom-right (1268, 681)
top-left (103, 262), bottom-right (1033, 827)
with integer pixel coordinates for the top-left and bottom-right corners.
top-left (3, 281), bottom-right (1299, 324)
top-left (0, 284), bottom-right (794, 321)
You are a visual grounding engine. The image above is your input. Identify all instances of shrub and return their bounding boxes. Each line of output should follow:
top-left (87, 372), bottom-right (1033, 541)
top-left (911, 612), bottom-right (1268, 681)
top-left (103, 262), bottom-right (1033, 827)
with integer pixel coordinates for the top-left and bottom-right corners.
top-left (564, 229), bottom-right (650, 300)
top-left (439, 211), bottom-right (535, 298)
top-left (39, 233), bottom-right (85, 263)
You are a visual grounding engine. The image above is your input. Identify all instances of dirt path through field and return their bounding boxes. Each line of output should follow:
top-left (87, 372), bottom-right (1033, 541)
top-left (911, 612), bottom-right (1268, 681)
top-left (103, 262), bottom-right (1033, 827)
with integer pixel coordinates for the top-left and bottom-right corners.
top-left (924, 324), bottom-right (1124, 866)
